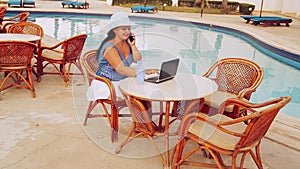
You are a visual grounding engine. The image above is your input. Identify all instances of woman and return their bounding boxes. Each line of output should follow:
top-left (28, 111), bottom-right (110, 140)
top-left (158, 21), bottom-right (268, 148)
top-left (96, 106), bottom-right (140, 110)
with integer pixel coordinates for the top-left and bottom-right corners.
top-left (96, 11), bottom-right (143, 81)
top-left (87, 12), bottom-right (156, 101)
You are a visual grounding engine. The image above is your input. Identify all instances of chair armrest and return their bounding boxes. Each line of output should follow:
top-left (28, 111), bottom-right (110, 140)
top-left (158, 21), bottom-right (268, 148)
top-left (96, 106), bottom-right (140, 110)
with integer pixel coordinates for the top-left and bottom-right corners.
top-left (3, 15), bottom-right (19, 22)
top-left (38, 40), bottom-right (65, 56)
top-left (237, 88), bottom-right (256, 100)
top-left (202, 64), bottom-right (217, 78)
top-left (40, 40), bottom-right (64, 50)
top-left (94, 75), bottom-right (118, 102)
top-left (178, 112), bottom-right (251, 139)
top-left (218, 97), bottom-right (289, 117)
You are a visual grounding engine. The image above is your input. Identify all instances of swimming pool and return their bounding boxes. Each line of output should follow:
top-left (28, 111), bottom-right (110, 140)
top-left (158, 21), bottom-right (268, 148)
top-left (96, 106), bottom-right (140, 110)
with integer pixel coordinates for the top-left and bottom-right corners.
top-left (6, 11), bottom-right (300, 118)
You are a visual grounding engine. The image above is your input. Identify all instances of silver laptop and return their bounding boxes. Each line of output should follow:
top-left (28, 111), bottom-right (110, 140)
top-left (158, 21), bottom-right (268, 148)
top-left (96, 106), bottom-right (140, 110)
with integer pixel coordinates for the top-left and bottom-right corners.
top-left (145, 58), bottom-right (180, 83)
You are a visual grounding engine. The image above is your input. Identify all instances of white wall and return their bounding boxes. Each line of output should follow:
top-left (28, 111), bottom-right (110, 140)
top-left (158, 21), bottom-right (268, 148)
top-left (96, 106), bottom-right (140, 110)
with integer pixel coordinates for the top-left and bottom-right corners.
top-left (238, 0), bottom-right (299, 15)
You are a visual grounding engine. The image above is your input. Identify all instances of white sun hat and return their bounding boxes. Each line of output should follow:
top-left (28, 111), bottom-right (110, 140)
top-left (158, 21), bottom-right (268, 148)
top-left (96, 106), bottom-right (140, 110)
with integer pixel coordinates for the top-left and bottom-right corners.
top-left (108, 12), bottom-right (137, 31)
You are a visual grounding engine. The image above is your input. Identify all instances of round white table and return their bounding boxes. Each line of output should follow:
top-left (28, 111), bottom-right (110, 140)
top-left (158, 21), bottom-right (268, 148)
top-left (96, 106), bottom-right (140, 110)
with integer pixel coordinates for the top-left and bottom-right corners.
top-left (119, 73), bottom-right (218, 102)
top-left (119, 73), bottom-right (218, 168)
top-left (0, 33), bottom-right (41, 42)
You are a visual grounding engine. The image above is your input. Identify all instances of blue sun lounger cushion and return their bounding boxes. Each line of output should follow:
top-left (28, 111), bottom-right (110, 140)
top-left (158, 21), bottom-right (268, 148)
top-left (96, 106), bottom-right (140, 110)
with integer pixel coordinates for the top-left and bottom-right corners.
top-left (8, 0), bottom-right (22, 7)
top-left (62, 1), bottom-right (89, 9)
top-left (240, 16), bottom-right (281, 23)
top-left (131, 6), bottom-right (158, 13)
top-left (240, 15), bottom-right (293, 27)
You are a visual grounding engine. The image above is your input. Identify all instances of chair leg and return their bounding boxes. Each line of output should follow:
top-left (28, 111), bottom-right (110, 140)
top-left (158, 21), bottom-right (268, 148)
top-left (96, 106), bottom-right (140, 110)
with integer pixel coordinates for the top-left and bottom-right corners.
top-left (146, 135), bottom-right (166, 168)
top-left (111, 105), bottom-right (119, 142)
top-left (114, 124), bottom-right (142, 154)
top-left (172, 138), bottom-right (188, 169)
top-left (83, 101), bottom-right (98, 125)
top-left (27, 69), bottom-right (36, 98)
top-left (249, 144), bottom-right (263, 169)
top-left (63, 63), bottom-right (70, 87)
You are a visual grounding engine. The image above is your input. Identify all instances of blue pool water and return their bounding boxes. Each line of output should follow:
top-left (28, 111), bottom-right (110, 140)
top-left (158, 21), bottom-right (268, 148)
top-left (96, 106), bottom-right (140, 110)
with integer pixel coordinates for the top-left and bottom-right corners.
top-left (6, 11), bottom-right (300, 118)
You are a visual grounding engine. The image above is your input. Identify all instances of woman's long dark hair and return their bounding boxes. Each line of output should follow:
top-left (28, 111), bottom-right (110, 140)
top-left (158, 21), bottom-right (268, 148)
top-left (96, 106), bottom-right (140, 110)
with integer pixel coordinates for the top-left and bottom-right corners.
top-left (96, 29), bottom-right (116, 60)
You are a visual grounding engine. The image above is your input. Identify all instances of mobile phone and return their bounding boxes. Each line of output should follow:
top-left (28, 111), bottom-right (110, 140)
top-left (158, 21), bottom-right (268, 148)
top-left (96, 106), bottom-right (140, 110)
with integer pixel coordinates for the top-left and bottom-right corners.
top-left (129, 34), bottom-right (135, 42)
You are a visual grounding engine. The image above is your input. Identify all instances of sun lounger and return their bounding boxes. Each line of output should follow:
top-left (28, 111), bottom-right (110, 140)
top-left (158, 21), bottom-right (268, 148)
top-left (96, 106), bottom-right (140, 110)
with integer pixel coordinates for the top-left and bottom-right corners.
top-left (71, 2), bottom-right (89, 9)
top-left (252, 17), bottom-right (292, 27)
top-left (240, 16), bottom-right (281, 23)
top-left (23, 0), bottom-right (35, 7)
top-left (240, 16), bottom-right (293, 27)
top-left (7, 0), bottom-right (22, 7)
top-left (62, 1), bottom-right (89, 9)
top-left (131, 6), bottom-right (158, 13)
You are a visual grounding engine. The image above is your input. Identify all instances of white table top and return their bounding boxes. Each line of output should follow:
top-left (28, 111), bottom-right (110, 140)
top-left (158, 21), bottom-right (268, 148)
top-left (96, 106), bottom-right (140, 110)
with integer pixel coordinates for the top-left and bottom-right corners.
top-left (119, 73), bottom-right (218, 102)
top-left (0, 33), bottom-right (41, 42)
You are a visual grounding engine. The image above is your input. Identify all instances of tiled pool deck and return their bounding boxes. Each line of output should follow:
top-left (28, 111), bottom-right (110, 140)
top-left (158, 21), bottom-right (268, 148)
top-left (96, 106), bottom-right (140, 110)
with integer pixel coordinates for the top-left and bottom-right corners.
top-left (1, 0), bottom-right (300, 169)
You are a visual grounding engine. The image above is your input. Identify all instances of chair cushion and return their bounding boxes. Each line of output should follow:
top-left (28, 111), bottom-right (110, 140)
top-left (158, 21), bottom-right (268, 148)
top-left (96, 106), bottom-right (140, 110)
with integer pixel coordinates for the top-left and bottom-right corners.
top-left (204, 91), bottom-right (247, 112)
top-left (188, 114), bottom-right (247, 150)
top-left (42, 49), bottom-right (64, 60)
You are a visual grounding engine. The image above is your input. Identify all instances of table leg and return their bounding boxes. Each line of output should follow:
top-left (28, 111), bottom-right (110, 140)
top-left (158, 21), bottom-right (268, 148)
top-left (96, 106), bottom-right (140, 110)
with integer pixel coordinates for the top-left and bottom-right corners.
top-left (164, 101), bottom-right (171, 168)
top-left (111, 105), bottom-right (118, 142)
top-left (36, 55), bottom-right (42, 82)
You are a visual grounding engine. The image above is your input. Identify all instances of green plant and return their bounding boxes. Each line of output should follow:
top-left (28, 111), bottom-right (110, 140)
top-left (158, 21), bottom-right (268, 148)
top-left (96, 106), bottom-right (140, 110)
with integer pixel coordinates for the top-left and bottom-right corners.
top-left (239, 3), bottom-right (255, 15)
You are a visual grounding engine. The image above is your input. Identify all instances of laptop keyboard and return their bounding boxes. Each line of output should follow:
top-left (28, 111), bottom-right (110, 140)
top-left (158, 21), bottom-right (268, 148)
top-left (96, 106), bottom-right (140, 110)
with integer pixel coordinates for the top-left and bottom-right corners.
top-left (144, 73), bottom-right (159, 80)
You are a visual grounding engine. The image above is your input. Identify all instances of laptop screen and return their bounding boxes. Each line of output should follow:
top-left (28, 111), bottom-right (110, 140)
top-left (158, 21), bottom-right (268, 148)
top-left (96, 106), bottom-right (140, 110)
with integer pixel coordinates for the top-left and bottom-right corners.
top-left (159, 58), bottom-right (180, 80)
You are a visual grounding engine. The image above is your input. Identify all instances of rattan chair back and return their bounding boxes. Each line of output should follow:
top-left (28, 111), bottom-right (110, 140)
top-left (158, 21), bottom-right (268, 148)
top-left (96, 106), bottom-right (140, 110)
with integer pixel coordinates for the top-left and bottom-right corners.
top-left (122, 91), bottom-right (156, 135)
top-left (204, 58), bottom-right (264, 99)
top-left (62, 34), bottom-right (87, 61)
top-left (115, 88), bottom-right (166, 167)
top-left (8, 22), bottom-right (44, 48)
top-left (8, 21), bottom-right (44, 36)
top-left (1, 12), bottom-right (30, 32)
top-left (81, 49), bottom-right (98, 85)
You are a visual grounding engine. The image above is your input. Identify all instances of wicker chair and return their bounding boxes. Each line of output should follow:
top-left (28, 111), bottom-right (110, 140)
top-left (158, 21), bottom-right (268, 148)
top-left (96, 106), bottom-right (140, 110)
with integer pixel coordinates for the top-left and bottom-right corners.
top-left (81, 50), bottom-right (129, 142)
top-left (7, 22), bottom-right (45, 80)
top-left (115, 87), bottom-right (167, 168)
top-left (202, 58), bottom-right (264, 118)
top-left (173, 96), bottom-right (291, 169)
top-left (0, 6), bottom-right (7, 25)
top-left (0, 41), bottom-right (37, 98)
top-left (7, 22), bottom-right (44, 48)
top-left (37, 34), bottom-right (87, 86)
top-left (1, 11), bottom-right (30, 33)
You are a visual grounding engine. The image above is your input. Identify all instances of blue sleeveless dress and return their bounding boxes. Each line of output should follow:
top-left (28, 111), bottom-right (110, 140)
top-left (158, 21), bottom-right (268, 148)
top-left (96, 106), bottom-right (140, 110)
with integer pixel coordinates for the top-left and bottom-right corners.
top-left (96, 42), bottom-right (134, 81)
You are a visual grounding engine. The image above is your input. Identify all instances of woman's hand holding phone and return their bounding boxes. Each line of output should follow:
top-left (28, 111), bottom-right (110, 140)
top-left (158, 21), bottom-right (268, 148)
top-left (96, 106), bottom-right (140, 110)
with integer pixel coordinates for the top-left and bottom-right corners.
top-left (128, 33), bottom-right (135, 43)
